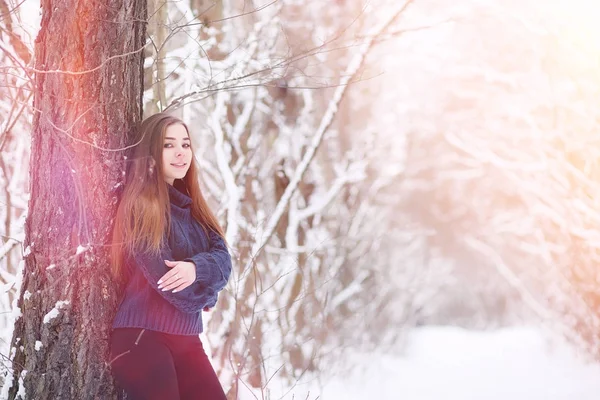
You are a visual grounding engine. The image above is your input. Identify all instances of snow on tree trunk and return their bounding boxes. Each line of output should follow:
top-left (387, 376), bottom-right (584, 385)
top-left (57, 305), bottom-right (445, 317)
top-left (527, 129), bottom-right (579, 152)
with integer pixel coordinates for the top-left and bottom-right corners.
top-left (5, 1), bottom-right (146, 398)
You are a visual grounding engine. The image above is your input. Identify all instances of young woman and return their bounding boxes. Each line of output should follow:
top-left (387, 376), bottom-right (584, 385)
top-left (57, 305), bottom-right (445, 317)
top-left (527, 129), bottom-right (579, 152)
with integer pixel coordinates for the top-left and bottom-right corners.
top-left (109, 113), bottom-right (231, 400)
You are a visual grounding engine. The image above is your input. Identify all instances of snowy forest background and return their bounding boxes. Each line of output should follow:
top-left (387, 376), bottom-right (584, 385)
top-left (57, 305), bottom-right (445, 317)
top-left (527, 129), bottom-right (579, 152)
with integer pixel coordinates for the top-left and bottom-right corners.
top-left (2, 0), bottom-right (600, 398)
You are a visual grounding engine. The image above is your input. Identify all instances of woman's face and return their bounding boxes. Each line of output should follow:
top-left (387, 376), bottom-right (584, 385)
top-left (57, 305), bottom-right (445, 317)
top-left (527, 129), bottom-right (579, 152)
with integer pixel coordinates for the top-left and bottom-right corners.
top-left (162, 123), bottom-right (192, 185)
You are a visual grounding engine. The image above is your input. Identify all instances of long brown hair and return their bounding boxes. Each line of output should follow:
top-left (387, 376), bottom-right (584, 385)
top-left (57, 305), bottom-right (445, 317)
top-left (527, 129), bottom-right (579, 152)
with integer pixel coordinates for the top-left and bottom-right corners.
top-left (111, 112), bottom-right (226, 277)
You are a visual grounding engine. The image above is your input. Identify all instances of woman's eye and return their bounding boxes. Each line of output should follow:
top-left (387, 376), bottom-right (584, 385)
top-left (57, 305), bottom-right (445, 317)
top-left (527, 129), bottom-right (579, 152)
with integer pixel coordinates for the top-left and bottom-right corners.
top-left (163, 142), bottom-right (190, 148)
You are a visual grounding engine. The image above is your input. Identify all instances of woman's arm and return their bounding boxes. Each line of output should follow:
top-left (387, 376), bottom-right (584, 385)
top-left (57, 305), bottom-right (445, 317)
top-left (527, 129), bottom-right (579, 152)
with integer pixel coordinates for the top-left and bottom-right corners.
top-left (130, 247), bottom-right (216, 314)
top-left (184, 229), bottom-right (232, 293)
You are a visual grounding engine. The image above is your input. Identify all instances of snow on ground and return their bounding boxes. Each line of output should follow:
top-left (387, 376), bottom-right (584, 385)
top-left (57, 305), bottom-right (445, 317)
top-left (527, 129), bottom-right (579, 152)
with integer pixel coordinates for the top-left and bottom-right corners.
top-left (242, 326), bottom-right (600, 400)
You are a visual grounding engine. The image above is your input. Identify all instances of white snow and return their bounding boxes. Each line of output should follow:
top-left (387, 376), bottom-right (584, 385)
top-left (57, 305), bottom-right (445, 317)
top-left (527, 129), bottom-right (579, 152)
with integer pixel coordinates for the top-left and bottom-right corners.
top-left (242, 326), bottom-right (600, 400)
top-left (16, 369), bottom-right (27, 399)
top-left (9, 261), bottom-right (25, 322)
top-left (0, 282), bottom-right (14, 293)
top-left (75, 245), bottom-right (88, 255)
top-left (0, 370), bottom-right (14, 400)
top-left (34, 341), bottom-right (42, 351)
top-left (42, 300), bottom-right (70, 324)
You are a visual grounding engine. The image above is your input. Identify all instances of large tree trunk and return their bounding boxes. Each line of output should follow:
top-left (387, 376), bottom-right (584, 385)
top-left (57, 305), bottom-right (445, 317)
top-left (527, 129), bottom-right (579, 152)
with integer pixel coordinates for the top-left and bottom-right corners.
top-left (7, 1), bottom-right (146, 398)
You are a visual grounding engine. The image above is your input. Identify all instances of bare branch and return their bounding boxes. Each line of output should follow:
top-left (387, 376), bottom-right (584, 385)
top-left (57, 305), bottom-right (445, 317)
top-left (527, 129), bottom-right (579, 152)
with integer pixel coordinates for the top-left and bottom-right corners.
top-left (249, 0), bottom-right (415, 262)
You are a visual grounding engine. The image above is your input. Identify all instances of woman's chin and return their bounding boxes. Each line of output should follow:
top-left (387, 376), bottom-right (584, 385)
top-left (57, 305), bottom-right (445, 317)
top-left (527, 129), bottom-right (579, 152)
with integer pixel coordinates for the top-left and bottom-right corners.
top-left (168, 169), bottom-right (189, 180)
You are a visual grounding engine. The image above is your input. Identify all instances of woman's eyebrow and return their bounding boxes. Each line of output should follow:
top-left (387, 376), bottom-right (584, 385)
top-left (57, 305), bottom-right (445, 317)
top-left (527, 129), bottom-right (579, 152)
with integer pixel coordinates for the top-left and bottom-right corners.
top-left (164, 137), bottom-right (191, 141)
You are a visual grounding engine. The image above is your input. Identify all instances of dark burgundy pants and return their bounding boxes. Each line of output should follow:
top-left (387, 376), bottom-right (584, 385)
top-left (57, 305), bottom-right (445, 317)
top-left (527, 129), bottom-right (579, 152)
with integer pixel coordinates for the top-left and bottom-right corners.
top-left (109, 328), bottom-right (227, 400)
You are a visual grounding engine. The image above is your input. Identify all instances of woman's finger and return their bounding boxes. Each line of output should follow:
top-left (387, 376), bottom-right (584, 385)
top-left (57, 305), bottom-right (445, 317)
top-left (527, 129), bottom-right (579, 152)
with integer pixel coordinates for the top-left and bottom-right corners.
top-left (157, 274), bottom-right (178, 289)
top-left (157, 261), bottom-right (195, 290)
top-left (159, 273), bottom-right (184, 291)
top-left (172, 280), bottom-right (192, 293)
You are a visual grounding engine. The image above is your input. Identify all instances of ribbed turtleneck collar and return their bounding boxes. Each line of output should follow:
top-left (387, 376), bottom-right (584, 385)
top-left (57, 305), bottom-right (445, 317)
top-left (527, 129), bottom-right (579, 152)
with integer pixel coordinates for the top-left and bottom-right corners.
top-left (167, 181), bottom-right (192, 209)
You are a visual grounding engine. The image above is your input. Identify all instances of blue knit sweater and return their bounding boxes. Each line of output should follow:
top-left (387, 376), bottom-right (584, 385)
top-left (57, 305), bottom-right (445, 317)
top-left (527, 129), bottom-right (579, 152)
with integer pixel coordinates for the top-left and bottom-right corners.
top-left (112, 183), bottom-right (232, 335)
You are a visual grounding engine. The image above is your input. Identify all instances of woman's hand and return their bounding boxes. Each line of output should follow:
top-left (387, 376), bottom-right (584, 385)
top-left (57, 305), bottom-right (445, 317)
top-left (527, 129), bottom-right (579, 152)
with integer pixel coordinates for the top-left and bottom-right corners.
top-left (157, 260), bottom-right (196, 293)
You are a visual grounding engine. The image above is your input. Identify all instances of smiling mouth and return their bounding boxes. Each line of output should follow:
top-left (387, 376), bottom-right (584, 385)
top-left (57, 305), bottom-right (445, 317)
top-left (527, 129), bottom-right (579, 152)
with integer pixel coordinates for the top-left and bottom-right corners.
top-left (171, 163), bottom-right (187, 167)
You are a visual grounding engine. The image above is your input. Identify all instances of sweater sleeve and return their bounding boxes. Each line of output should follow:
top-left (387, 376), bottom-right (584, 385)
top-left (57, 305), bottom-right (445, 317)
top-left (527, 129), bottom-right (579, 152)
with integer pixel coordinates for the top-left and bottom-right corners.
top-left (184, 229), bottom-right (232, 293)
top-left (131, 246), bottom-right (216, 314)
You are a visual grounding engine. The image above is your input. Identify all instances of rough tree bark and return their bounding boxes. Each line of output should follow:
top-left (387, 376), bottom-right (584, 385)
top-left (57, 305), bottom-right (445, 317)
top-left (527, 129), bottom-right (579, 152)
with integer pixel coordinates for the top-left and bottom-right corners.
top-left (7, 0), bottom-right (146, 398)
